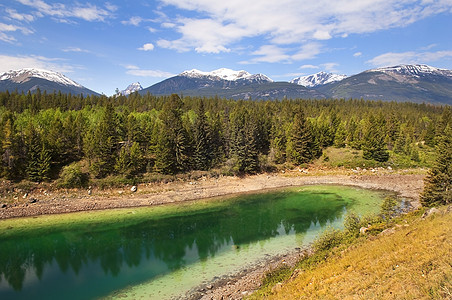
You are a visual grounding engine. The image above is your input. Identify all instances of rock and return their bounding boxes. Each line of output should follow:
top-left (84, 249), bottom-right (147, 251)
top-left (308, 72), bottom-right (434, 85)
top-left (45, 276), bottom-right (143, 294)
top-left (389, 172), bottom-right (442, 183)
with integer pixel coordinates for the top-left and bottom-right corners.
top-left (360, 226), bottom-right (370, 234)
top-left (29, 198), bottom-right (37, 204)
top-left (422, 207), bottom-right (439, 218)
top-left (23, 193), bottom-right (28, 199)
top-left (271, 283), bottom-right (283, 293)
top-left (131, 186), bottom-right (137, 193)
top-left (380, 227), bottom-right (396, 236)
top-left (1, 203), bottom-right (6, 208)
top-left (88, 189), bottom-right (92, 195)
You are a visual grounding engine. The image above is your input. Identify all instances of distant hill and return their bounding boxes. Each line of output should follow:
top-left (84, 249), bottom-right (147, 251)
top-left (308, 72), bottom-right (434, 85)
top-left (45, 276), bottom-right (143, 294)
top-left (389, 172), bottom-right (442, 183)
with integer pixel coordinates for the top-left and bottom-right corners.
top-left (0, 68), bottom-right (99, 96)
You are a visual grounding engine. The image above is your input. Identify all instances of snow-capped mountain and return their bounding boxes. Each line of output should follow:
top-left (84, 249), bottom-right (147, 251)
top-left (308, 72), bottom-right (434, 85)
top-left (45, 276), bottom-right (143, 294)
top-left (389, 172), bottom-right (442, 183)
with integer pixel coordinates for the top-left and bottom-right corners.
top-left (0, 68), bottom-right (82, 87)
top-left (0, 68), bottom-right (99, 95)
top-left (315, 64), bottom-right (452, 104)
top-left (290, 71), bottom-right (347, 87)
top-left (179, 68), bottom-right (273, 83)
top-left (366, 64), bottom-right (452, 78)
top-left (118, 82), bottom-right (143, 96)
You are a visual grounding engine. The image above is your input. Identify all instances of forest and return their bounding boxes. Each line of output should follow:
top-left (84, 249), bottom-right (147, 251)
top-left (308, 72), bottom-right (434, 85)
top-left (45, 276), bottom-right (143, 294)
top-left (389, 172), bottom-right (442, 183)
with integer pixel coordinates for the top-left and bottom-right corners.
top-left (0, 89), bottom-right (450, 189)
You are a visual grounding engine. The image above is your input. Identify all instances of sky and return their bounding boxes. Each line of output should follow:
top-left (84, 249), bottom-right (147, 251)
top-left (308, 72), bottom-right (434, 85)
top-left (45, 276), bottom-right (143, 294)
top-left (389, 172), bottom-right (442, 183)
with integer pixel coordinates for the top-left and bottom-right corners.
top-left (1, 0), bottom-right (452, 95)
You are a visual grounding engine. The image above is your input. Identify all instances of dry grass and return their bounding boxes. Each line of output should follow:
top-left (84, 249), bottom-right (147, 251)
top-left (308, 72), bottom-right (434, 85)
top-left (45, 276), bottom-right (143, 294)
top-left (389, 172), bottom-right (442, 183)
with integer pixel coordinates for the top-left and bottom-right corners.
top-left (264, 208), bottom-right (452, 300)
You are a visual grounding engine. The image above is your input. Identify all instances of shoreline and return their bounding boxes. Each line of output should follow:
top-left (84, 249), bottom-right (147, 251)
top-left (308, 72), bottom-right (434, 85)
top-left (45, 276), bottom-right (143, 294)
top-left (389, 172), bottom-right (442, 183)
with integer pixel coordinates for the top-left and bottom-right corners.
top-left (0, 170), bottom-right (424, 220)
top-left (0, 170), bottom-right (426, 299)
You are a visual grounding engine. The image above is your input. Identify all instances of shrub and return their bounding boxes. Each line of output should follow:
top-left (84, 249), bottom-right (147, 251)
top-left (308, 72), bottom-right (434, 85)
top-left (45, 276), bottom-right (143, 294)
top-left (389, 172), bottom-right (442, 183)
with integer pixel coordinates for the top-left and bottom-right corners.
top-left (312, 227), bottom-right (344, 252)
top-left (381, 196), bottom-right (400, 221)
top-left (57, 162), bottom-right (89, 188)
top-left (344, 212), bottom-right (362, 237)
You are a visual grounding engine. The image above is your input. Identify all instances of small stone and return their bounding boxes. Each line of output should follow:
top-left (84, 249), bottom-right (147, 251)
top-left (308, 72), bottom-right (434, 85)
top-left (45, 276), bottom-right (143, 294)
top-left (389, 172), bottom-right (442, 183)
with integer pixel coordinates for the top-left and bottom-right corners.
top-left (422, 207), bottom-right (439, 218)
top-left (23, 193), bottom-right (28, 199)
top-left (29, 198), bottom-right (37, 204)
top-left (1, 203), bottom-right (6, 208)
top-left (131, 186), bottom-right (137, 192)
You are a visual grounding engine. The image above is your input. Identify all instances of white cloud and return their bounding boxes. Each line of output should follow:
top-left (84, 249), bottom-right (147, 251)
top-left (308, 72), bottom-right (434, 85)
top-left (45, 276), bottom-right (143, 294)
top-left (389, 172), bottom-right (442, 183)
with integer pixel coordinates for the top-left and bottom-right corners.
top-left (0, 22), bottom-right (34, 42)
top-left (353, 52), bottom-right (362, 57)
top-left (5, 8), bottom-right (35, 22)
top-left (16, 0), bottom-right (115, 22)
top-left (299, 64), bottom-right (319, 69)
top-left (122, 16), bottom-right (148, 26)
top-left (321, 62), bottom-right (340, 73)
top-left (62, 47), bottom-right (91, 53)
top-left (367, 50), bottom-right (452, 67)
top-left (125, 65), bottom-right (174, 77)
top-left (156, 0), bottom-right (452, 56)
top-left (0, 54), bottom-right (76, 73)
top-left (138, 43), bottom-right (155, 51)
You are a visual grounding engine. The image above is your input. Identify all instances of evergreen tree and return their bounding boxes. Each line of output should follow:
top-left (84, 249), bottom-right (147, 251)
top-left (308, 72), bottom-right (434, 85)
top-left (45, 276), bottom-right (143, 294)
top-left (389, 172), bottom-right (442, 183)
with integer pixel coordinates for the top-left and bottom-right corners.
top-left (230, 107), bottom-right (259, 174)
top-left (334, 121), bottom-right (347, 148)
top-left (420, 126), bottom-right (452, 206)
top-left (88, 103), bottom-right (118, 178)
top-left (193, 99), bottom-right (212, 170)
top-left (287, 110), bottom-right (318, 165)
top-left (155, 94), bottom-right (190, 174)
top-left (362, 114), bottom-right (389, 162)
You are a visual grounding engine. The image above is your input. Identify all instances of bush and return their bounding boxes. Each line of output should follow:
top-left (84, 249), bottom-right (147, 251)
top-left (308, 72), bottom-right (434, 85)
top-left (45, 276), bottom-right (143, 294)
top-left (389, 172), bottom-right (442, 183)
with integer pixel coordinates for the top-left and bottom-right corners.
top-left (312, 227), bottom-right (344, 252)
top-left (381, 196), bottom-right (400, 221)
top-left (344, 212), bottom-right (362, 237)
top-left (57, 162), bottom-right (89, 188)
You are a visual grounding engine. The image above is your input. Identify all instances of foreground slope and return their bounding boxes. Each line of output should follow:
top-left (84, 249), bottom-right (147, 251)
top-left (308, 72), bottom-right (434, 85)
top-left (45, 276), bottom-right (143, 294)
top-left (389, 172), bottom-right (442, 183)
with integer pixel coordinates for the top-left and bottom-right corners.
top-left (263, 207), bottom-right (452, 300)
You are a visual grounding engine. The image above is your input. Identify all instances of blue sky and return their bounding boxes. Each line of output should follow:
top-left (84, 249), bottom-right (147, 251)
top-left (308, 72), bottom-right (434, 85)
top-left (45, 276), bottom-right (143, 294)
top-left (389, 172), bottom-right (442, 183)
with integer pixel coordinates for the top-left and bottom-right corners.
top-left (1, 0), bottom-right (452, 95)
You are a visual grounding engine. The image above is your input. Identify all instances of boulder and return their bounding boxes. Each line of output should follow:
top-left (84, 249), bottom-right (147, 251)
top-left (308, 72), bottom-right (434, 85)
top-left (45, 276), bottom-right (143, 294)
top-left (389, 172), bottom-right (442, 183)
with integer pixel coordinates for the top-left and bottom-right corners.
top-left (131, 186), bottom-right (137, 193)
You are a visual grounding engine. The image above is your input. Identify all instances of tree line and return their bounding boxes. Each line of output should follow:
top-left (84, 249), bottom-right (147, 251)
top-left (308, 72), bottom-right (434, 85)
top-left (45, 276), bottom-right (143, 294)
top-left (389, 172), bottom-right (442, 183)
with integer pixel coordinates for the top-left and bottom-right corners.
top-left (0, 90), bottom-right (449, 188)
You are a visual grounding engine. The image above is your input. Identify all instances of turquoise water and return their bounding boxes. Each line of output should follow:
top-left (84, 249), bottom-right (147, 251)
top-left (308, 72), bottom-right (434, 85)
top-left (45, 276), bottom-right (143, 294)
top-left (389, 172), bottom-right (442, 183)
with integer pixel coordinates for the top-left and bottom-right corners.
top-left (0, 185), bottom-right (391, 299)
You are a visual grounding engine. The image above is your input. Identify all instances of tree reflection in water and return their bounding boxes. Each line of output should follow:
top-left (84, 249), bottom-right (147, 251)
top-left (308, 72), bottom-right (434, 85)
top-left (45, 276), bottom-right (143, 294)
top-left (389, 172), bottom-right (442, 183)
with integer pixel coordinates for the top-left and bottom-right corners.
top-left (0, 189), bottom-right (354, 299)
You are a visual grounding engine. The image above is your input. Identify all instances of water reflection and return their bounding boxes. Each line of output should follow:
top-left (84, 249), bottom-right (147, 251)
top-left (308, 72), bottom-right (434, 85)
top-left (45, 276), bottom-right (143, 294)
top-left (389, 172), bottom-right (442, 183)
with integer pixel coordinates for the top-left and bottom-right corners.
top-left (0, 190), bottom-right (351, 299)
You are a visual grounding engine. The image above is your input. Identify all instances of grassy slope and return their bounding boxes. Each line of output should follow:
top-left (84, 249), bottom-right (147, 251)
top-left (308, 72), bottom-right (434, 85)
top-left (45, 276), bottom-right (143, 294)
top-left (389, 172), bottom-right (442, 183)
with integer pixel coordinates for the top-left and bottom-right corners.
top-left (254, 208), bottom-right (452, 300)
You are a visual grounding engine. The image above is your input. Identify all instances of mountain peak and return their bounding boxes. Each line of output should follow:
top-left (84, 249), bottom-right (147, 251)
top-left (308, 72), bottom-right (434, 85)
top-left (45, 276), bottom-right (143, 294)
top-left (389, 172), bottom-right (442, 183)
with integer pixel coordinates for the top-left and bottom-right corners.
top-left (0, 68), bottom-right (82, 87)
top-left (118, 82), bottom-right (143, 96)
top-left (179, 68), bottom-right (273, 82)
top-left (291, 72), bottom-right (347, 87)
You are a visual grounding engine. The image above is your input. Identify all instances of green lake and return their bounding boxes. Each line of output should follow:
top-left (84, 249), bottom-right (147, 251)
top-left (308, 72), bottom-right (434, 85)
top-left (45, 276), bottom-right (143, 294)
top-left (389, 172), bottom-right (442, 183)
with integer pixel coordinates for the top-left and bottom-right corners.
top-left (0, 185), bottom-right (392, 299)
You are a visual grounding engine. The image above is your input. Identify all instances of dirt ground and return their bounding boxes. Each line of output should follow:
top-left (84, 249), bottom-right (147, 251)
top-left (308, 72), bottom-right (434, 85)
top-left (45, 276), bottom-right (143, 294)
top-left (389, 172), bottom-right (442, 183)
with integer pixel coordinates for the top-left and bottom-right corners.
top-left (0, 169), bottom-right (424, 220)
top-left (0, 169), bottom-right (425, 299)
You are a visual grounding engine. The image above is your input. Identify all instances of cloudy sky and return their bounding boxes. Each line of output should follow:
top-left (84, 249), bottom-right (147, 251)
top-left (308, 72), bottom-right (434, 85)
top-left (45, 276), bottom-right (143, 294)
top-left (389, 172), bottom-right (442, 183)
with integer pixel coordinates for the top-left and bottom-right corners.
top-left (1, 0), bottom-right (452, 94)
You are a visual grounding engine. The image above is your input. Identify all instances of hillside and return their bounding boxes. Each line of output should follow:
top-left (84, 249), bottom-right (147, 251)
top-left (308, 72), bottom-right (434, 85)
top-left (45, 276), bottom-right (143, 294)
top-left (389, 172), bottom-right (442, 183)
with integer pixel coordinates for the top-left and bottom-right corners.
top-left (251, 206), bottom-right (452, 299)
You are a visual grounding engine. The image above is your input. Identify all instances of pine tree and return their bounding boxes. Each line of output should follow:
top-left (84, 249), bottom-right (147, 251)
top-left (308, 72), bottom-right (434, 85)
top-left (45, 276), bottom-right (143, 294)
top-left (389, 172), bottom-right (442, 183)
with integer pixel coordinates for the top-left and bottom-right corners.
top-left (155, 94), bottom-right (190, 174)
top-left (230, 107), bottom-right (259, 174)
top-left (420, 126), bottom-right (452, 206)
top-left (193, 99), bottom-right (212, 170)
top-left (362, 114), bottom-right (389, 162)
top-left (334, 121), bottom-right (347, 148)
top-left (287, 110), bottom-right (317, 165)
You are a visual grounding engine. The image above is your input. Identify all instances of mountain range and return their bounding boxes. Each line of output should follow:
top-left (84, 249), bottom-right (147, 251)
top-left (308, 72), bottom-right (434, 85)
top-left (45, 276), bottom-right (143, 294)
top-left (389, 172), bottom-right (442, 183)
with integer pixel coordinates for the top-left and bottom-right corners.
top-left (1, 64), bottom-right (451, 104)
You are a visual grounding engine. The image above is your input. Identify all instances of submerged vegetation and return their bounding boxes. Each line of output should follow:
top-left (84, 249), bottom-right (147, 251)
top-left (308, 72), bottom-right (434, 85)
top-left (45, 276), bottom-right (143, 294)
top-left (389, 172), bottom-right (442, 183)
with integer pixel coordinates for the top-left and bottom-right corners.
top-left (0, 89), bottom-right (450, 189)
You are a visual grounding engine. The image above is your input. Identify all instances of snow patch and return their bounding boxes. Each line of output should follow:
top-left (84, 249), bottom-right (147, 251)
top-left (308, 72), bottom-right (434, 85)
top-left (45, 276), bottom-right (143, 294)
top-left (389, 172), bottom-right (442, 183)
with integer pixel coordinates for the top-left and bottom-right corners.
top-left (290, 71), bottom-right (347, 87)
top-left (179, 68), bottom-right (273, 82)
